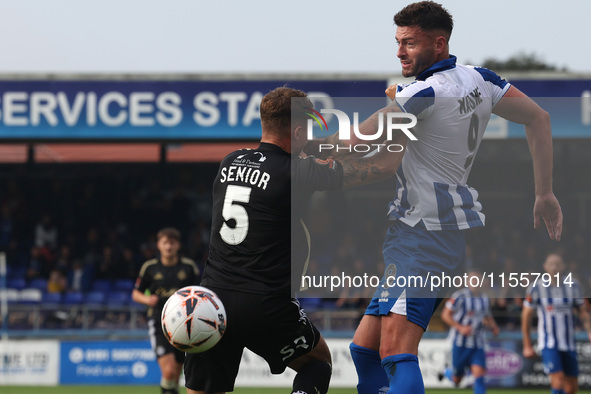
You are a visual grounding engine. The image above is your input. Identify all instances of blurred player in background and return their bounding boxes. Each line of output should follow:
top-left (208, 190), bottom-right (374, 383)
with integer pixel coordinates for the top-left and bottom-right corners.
top-left (439, 271), bottom-right (499, 393)
top-left (305, 2), bottom-right (565, 393)
top-left (183, 86), bottom-right (405, 394)
top-left (132, 227), bottom-right (200, 394)
top-left (522, 253), bottom-right (591, 394)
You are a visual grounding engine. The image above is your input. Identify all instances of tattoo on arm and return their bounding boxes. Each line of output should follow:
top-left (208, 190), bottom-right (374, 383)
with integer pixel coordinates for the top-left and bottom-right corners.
top-left (341, 158), bottom-right (382, 187)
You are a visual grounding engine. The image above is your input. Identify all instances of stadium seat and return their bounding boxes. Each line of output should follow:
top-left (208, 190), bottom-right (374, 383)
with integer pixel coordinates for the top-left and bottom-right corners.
top-left (299, 297), bottom-right (322, 311)
top-left (106, 291), bottom-right (130, 307)
top-left (7, 278), bottom-right (26, 290)
top-left (114, 279), bottom-right (134, 292)
top-left (91, 279), bottom-right (112, 293)
top-left (19, 288), bottom-right (43, 304)
top-left (28, 278), bottom-right (48, 291)
top-left (0, 288), bottom-right (19, 303)
top-left (62, 291), bottom-right (84, 305)
top-left (6, 266), bottom-right (26, 280)
top-left (84, 291), bottom-right (106, 306)
top-left (42, 292), bottom-right (62, 304)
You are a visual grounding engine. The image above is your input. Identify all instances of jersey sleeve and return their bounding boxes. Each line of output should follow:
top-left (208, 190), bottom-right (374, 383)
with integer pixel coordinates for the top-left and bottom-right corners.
top-left (524, 284), bottom-right (539, 308)
top-left (470, 66), bottom-right (511, 107)
top-left (394, 81), bottom-right (435, 120)
top-left (292, 156), bottom-right (344, 192)
top-left (445, 290), bottom-right (464, 311)
top-left (134, 262), bottom-right (152, 293)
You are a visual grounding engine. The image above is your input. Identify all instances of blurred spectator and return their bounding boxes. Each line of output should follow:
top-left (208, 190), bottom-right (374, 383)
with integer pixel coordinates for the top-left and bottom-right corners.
top-left (26, 246), bottom-right (50, 281)
top-left (47, 268), bottom-right (67, 293)
top-left (67, 260), bottom-right (93, 292)
top-left (35, 214), bottom-right (58, 250)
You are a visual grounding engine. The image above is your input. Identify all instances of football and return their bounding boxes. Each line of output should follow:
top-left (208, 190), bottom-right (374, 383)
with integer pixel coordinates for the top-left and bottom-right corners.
top-left (161, 285), bottom-right (227, 353)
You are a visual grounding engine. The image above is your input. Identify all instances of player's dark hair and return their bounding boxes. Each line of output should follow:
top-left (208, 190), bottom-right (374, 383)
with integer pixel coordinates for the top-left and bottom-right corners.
top-left (260, 87), bottom-right (313, 136)
top-left (157, 227), bottom-right (181, 242)
top-left (394, 1), bottom-right (453, 39)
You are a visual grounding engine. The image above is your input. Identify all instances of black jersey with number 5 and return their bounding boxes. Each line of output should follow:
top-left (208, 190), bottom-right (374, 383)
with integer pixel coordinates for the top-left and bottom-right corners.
top-left (201, 142), bottom-right (343, 296)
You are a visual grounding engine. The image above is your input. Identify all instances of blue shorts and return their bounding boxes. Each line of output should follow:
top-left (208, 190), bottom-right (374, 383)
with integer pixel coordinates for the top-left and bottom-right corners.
top-left (542, 348), bottom-right (579, 376)
top-left (452, 346), bottom-right (486, 378)
top-left (365, 221), bottom-right (466, 330)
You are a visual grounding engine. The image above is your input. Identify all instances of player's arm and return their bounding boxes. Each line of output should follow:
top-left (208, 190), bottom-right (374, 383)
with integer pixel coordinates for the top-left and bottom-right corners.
top-left (305, 103), bottom-right (404, 160)
top-left (131, 288), bottom-right (158, 307)
top-left (483, 315), bottom-right (500, 337)
top-left (441, 302), bottom-right (472, 336)
top-left (131, 272), bottom-right (158, 307)
top-left (492, 85), bottom-right (562, 241)
top-left (339, 132), bottom-right (406, 189)
top-left (521, 304), bottom-right (536, 357)
top-left (576, 303), bottom-right (591, 342)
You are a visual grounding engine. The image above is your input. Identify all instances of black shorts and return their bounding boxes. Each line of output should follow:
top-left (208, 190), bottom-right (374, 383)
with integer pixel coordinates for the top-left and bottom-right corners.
top-left (148, 318), bottom-right (185, 364)
top-left (184, 287), bottom-right (321, 393)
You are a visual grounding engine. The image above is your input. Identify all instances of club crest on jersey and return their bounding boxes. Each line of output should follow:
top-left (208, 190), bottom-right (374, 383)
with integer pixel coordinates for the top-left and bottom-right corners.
top-left (177, 270), bottom-right (187, 281)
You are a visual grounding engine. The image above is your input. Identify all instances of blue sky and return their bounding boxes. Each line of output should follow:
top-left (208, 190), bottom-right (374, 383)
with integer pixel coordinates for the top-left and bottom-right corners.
top-left (0, 0), bottom-right (588, 74)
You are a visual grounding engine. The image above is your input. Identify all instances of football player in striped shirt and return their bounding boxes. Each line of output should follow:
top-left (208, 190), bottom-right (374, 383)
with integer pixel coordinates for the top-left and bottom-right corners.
top-left (331, 2), bottom-right (564, 393)
top-left (522, 253), bottom-right (591, 394)
top-left (439, 272), bottom-right (499, 393)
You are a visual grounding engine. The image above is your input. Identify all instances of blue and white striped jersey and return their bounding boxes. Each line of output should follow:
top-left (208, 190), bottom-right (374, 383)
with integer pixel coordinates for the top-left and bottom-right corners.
top-left (524, 280), bottom-right (583, 351)
top-left (389, 55), bottom-right (511, 231)
top-left (446, 287), bottom-right (491, 349)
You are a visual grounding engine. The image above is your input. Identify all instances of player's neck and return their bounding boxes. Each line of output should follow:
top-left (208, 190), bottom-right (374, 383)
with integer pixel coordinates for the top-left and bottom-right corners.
top-left (434, 51), bottom-right (450, 65)
top-left (161, 255), bottom-right (179, 266)
top-left (260, 136), bottom-right (290, 153)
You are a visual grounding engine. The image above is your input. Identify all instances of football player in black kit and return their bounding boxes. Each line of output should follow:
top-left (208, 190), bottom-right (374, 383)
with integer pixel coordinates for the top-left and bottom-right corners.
top-left (132, 227), bottom-right (200, 394)
top-left (184, 87), bottom-right (406, 394)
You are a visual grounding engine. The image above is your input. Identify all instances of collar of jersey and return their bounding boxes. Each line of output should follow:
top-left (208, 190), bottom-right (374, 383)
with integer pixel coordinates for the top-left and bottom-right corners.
top-left (416, 55), bottom-right (457, 81)
top-left (258, 142), bottom-right (288, 154)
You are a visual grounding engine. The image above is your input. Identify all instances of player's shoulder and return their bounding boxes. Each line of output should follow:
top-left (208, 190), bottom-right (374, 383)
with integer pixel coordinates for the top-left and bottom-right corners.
top-left (396, 80), bottom-right (435, 99)
top-left (180, 257), bottom-right (200, 271)
top-left (462, 64), bottom-right (509, 90)
top-left (221, 147), bottom-right (253, 163)
top-left (450, 287), bottom-right (469, 300)
top-left (138, 258), bottom-right (159, 276)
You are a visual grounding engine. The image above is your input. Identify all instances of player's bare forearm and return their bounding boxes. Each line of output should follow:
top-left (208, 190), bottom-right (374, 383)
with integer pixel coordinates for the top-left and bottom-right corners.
top-left (484, 316), bottom-right (500, 335)
top-left (579, 306), bottom-right (591, 333)
top-left (521, 306), bottom-right (534, 348)
top-left (340, 134), bottom-right (406, 188)
top-left (494, 86), bottom-right (562, 240)
top-left (440, 306), bottom-right (457, 329)
top-left (306, 104), bottom-right (404, 160)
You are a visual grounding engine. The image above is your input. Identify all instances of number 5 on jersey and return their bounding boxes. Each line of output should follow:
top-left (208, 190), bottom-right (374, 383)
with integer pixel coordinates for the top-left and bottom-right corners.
top-left (220, 185), bottom-right (252, 245)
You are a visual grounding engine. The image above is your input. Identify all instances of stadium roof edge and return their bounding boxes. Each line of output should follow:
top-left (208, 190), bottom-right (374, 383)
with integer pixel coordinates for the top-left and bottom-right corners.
top-left (0, 71), bottom-right (589, 81)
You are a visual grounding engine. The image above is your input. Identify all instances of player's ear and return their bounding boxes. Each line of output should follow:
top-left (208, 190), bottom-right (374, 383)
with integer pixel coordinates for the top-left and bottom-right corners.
top-left (434, 35), bottom-right (447, 54)
top-left (293, 125), bottom-right (304, 141)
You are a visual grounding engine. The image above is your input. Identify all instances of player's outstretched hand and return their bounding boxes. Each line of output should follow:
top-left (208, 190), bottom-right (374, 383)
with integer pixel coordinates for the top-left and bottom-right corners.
top-left (523, 345), bottom-right (536, 358)
top-left (533, 193), bottom-right (563, 241)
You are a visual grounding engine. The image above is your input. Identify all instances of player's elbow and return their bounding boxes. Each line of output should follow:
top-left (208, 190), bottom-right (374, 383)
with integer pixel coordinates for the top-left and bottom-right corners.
top-left (526, 108), bottom-right (550, 129)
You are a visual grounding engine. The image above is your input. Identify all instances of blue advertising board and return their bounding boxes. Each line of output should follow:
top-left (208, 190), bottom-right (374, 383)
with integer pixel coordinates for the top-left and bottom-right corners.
top-left (0, 80), bottom-right (385, 141)
top-left (60, 341), bottom-right (160, 385)
top-left (503, 79), bottom-right (591, 138)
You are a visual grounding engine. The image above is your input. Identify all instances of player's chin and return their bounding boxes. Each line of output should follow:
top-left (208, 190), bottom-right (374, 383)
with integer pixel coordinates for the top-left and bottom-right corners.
top-left (400, 68), bottom-right (414, 78)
